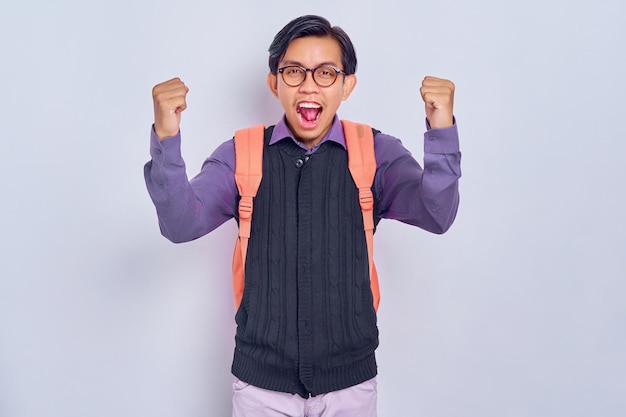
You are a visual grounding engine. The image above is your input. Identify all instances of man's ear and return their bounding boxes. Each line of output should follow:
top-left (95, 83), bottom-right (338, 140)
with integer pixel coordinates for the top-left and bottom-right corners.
top-left (342, 74), bottom-right (357, 101)
top-left (267, 73), bottom-right (279, 98)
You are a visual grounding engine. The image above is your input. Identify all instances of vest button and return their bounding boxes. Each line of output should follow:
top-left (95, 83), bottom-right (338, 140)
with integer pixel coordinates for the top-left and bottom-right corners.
top-left (295, 159), bottom-right (304, 168)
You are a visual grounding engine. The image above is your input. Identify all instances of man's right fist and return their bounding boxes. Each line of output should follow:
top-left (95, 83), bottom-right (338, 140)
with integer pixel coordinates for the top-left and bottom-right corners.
top-left (152, 78), bottom-right (189, 140)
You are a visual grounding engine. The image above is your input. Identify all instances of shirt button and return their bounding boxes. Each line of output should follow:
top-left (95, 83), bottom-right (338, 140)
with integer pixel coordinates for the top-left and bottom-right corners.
top-left (295, 159), bottom-right (304, 168)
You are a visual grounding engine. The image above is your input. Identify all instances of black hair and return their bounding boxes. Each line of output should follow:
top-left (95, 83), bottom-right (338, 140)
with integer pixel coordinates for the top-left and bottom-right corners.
top-left (268, 15), bottom-right (357, 75)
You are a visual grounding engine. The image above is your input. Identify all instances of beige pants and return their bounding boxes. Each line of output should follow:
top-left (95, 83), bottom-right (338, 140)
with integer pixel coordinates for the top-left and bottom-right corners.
top-left (232, 377), bottom-right (377, 417)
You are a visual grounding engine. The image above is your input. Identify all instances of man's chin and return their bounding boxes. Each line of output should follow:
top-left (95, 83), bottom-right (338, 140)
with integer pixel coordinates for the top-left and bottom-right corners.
top-left (287, 116), bottom-right (331, 147)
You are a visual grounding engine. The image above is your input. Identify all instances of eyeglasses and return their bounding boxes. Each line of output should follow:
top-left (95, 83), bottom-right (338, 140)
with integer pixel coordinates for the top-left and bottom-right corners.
top-left (277, 65), bottom-right (345, 87)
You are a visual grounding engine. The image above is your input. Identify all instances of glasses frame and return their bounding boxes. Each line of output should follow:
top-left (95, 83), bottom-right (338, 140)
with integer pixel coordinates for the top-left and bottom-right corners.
top-left (277, 65), bottom-right (346, 87)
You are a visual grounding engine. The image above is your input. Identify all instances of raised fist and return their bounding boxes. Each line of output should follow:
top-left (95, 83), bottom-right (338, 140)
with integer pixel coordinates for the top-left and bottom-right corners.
top-left (420, 76), bottom-right (455, 129)
top-left (152, 78), bottom-right (189, 140)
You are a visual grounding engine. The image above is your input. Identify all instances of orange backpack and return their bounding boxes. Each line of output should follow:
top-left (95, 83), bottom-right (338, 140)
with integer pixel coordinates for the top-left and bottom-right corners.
top-left (232, 120), bottom-right (380, 311)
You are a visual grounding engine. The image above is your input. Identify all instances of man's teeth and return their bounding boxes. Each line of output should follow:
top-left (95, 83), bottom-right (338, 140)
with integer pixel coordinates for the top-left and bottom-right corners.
top-left (298, 103), bottom-right (321, 109)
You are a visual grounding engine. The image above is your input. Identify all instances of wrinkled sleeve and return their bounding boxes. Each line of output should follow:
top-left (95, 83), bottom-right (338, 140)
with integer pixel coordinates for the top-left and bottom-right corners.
top-left (374, 120), bottom-right (461, 234)
top-left (143, 126), bottom-right (238, 243)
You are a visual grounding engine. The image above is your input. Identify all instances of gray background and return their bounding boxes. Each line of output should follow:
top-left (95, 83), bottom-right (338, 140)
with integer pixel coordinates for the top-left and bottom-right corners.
top-left (1, 0), bottom-right (625, 416)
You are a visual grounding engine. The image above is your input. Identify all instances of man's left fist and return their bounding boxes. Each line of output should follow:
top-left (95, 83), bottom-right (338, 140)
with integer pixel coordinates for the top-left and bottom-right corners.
top-left (420, 76), bottom-right (455, 129)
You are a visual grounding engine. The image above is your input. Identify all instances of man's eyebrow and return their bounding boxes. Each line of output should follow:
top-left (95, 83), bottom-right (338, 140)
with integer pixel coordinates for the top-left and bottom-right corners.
top-left (280, 60), bottom-right (341, 68)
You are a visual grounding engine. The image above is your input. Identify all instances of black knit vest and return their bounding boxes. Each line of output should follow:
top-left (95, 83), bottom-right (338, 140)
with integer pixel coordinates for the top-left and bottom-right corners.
top-left (231, 126), bottom-right (379, 397)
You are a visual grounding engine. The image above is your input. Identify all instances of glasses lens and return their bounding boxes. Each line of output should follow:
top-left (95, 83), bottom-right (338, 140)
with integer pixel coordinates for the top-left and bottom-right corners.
top-left (313, 67), bottom-right (338, 87)
top-left (282, 66), bottom-right (305, 86)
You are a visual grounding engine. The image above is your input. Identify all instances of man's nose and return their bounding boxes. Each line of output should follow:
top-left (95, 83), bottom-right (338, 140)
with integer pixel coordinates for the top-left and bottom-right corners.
top-left (299, 70), bottom-right (319, 92)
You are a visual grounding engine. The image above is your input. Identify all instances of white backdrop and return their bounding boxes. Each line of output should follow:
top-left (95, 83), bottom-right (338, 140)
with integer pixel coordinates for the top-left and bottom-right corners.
top-left (1, 0), bottom-right (625, 416)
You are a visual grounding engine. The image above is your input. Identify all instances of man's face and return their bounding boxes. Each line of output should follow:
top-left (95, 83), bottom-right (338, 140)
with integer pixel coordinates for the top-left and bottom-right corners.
top-left (267, 36), bottom-right (357, 148)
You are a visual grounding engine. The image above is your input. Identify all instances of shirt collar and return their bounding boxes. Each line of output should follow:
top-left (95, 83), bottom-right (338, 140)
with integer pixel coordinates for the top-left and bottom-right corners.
top-left (269, 115), bottom-right (347, 151)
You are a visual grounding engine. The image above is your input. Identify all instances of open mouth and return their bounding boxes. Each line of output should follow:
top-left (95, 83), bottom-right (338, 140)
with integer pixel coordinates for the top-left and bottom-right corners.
top-left (296, 102), bottom-right (322, 127)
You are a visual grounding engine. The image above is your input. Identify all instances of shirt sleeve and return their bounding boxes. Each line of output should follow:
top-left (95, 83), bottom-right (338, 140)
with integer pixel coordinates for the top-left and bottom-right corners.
top-left (143, 126), bottom-right (238, 243)
top-left (373, 120), bottom-right (461, 234)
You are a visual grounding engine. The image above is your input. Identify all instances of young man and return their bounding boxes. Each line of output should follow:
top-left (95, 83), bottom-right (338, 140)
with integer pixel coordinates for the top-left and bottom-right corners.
top-left (145, 15), bottom-right (460, 417)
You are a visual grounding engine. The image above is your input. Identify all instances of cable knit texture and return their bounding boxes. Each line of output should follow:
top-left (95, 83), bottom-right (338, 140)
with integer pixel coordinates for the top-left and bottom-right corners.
top-left (231, 127), bottom-right (379, 398)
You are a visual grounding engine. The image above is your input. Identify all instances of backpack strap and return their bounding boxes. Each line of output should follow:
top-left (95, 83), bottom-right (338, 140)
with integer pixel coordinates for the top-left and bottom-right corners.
top-left (232, 124), bottom-right (265, 309)
top-left (341, 120), bottom-right (380, 312)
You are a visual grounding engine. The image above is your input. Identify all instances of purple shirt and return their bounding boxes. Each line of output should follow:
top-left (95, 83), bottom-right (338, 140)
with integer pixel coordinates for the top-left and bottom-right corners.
top-left (144, 115), bottom-right (461, 243)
